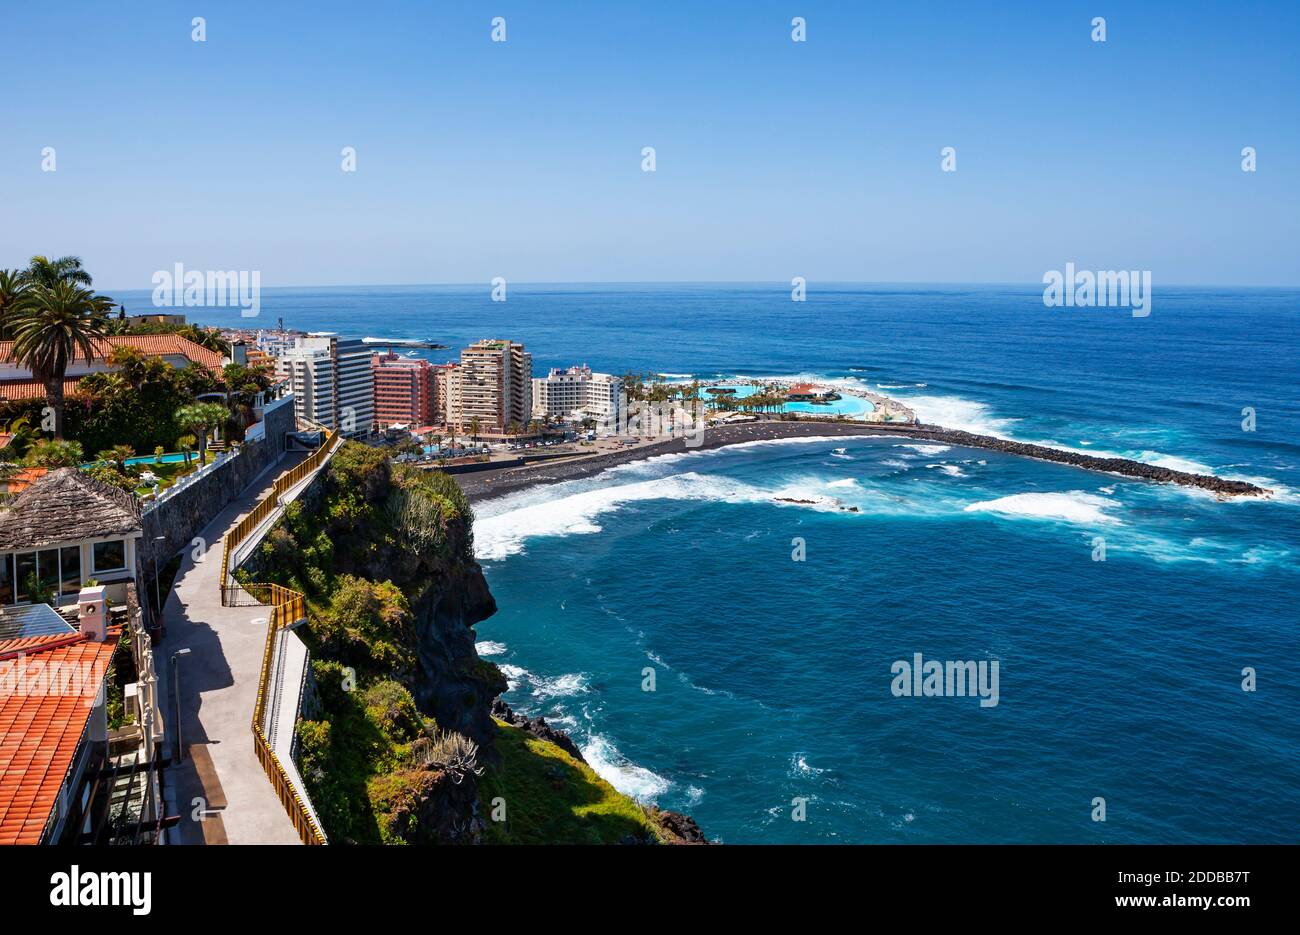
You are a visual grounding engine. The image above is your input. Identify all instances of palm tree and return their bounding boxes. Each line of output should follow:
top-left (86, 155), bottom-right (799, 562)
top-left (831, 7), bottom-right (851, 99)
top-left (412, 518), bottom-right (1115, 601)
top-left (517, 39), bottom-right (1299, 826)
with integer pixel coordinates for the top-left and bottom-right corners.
top-left (507, 421), bottom-right (521, 448)
top-left (23, 438), bottom-right (84, 467)
top-left (469, 416), bottom-right (482, 446)
top-left (11, 282), bottom-right (112, 438)
top-left (0, 269), bottom-right (32, 341)
top-left (175, 402), bottom-right (230, 465)
top-left (177, 434), bottom-right (196, 467)
top-left (24, 255), bottom-right (95, 288)
top-left (97, 444), bottom-right (136, 473)
top-left (0, 415), bottom-right (39, 460)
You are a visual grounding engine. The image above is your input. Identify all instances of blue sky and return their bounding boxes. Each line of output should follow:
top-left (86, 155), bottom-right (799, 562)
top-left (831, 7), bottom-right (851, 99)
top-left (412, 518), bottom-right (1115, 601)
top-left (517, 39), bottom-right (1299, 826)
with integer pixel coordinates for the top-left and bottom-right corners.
top-left (2, 1), bottom-right (1297, 288)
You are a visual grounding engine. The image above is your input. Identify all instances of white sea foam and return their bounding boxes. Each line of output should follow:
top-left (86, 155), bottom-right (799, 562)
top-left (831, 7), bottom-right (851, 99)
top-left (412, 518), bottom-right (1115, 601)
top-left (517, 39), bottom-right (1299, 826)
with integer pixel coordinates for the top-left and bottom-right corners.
top-left (498, 663), bottom-right (528, 691)
top-left (790, 753), bottom-right (828, 778)
top-left (581, 734), bottom-right (672, 802)
top-left (474, 471), bottom-right (776, 560)
top-left (897, 443), bottom-right (951, 456)
top-left (530, 672), bottom-right (591, 700)
top-left (827, 478), bottom-right (860, 489)
top-left (964, 491), bottom-right (1121, 525)
top-left (474, 640), bottom-right (507, 656)
top-left (927, 463), bottom-right (966, 478)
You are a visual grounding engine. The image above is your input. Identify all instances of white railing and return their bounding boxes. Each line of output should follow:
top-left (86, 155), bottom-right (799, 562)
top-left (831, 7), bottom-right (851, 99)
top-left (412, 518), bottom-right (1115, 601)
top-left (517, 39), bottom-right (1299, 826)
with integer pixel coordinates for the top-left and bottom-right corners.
top-left (141, 445), bottom-right (244, 513)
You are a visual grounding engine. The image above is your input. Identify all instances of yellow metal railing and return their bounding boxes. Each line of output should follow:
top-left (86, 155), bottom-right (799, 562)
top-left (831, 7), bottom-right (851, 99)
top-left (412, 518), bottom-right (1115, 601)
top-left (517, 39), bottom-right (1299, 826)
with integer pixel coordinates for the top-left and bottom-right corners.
top-left (217, 431), bottom-right (341, 845)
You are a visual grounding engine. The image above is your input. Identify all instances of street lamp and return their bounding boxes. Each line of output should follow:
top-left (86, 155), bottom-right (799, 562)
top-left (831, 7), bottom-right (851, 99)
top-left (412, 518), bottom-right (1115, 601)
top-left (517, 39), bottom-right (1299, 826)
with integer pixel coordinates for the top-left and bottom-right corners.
top-left (151, 535), bottom-right (167, 627)
top-left (171, 648), bottom-right (191, 765)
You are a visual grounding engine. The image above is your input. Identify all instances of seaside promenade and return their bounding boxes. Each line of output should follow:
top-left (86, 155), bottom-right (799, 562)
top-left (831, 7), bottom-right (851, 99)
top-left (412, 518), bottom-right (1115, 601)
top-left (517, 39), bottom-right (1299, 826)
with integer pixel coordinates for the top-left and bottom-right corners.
top-left (155, 453), bottom-right (309, 845)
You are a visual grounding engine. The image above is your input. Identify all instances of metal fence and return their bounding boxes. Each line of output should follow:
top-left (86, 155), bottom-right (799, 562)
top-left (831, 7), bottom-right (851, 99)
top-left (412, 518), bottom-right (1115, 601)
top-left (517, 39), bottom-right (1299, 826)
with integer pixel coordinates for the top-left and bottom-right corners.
top-left (216, 430), bottom-right (341, 845)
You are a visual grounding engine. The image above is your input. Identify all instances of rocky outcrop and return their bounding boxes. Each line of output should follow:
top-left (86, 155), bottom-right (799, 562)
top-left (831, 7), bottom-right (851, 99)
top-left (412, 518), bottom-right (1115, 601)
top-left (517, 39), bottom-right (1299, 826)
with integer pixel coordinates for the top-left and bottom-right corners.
top-left (369, 766), bottom-right (486, 845)
top-left (909, 425), bottom-right (1271, 497)
top-left (653, 809), bottom-right (710, 845)
top-left (492, 699), bottom-right (586, 763)
top-left (409, 559), bottom-right (506, 755)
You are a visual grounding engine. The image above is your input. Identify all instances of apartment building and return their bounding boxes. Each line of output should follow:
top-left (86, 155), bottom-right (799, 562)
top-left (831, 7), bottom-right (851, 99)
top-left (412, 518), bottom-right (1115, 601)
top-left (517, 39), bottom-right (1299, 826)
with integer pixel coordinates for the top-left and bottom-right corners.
top-left (276, 334), bottom-right (375, 436)
top-left (446, 339), bottom-right (532, 434)
top-left (533, 365), bottom-right (622, 423)
top-left (371, 352), bottom-right (436, 428)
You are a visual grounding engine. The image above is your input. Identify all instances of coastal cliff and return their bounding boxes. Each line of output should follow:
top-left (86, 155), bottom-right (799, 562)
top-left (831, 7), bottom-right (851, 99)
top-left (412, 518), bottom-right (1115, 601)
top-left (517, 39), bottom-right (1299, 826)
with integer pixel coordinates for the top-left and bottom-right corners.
top-left (248, 442), bottom-right (703, 844)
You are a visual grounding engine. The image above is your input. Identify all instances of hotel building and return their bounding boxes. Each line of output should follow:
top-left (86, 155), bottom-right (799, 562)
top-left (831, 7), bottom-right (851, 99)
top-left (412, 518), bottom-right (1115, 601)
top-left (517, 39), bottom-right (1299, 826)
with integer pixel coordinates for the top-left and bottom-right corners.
top-left (276, 334), bottom-right (375, 437)
top-left (446, 340), bottom-right (532, 434)
top-left (371, 352), bottom-right (436, 428)
top-left (532, 365), bottom-right (622, 423)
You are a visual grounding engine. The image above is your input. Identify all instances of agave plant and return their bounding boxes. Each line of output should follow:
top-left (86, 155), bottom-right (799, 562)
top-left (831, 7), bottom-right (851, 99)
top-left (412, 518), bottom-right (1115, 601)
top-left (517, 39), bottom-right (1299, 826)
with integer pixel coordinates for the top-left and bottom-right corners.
top-left (412, 731), bottom-right (482, 784)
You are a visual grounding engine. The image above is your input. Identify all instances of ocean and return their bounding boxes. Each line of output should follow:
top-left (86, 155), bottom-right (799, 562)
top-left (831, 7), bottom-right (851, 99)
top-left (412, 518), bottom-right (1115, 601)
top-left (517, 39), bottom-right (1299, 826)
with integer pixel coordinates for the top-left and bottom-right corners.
top-left (140, 282), bottom-right (1300, 843)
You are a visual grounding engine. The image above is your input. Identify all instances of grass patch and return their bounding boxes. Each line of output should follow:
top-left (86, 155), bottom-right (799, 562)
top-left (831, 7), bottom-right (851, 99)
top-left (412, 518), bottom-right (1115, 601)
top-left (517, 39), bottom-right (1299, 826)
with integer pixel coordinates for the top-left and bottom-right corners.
top-left (478, 720), bottom-right (662, 845)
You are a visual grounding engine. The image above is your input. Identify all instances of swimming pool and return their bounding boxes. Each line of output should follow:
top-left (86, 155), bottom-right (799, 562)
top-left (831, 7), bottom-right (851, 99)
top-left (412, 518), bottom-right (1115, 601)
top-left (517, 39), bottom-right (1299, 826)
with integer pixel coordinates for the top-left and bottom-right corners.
top-left (705, 384), bottom-right (875, 417)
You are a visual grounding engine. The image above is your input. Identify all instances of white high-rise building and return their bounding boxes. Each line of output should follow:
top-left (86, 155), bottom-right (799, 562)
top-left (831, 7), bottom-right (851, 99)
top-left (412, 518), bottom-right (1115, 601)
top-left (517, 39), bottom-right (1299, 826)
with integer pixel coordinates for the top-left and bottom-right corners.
top-left (532, 365), bottom-right (621, 423)
top-left (275, 333), bottom-right (375, 437)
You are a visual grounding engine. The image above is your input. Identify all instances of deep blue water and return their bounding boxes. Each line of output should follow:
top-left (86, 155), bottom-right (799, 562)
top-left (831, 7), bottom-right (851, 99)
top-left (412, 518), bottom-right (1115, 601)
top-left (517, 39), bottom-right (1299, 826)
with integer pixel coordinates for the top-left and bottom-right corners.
top-left (143, 283), bottom-right (1300, 843)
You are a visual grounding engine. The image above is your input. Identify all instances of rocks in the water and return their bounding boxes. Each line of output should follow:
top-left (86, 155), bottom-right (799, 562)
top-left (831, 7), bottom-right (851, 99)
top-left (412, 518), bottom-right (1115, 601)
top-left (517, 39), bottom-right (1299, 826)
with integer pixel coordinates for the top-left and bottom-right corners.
top-left (911, 425), bottom-right (1270, 498)
top-left (653, 809), bottom-right (710, 844)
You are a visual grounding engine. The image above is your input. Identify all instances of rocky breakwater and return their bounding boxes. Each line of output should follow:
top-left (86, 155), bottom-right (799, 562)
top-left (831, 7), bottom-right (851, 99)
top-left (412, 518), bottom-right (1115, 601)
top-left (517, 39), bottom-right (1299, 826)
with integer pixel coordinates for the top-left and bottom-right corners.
top-left (910, 424), bottom-right (1272, 498)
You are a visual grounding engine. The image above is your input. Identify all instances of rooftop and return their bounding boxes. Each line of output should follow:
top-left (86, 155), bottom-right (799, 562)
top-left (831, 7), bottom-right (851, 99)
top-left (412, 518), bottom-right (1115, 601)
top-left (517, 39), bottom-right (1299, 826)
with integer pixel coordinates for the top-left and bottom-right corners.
top-left (0, 468), bottom-right (142, 551)
top-left (0, 625), bottom-right (120, 845)
top-left (0, 333), bottom-right (224, 374)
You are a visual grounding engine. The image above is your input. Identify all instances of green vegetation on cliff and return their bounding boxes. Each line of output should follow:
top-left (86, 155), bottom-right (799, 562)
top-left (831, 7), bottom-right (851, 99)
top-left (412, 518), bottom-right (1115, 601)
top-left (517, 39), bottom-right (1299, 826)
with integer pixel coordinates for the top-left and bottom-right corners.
top-left (251, 441), bottom-right (671, 844)
top-left (480, 720), bottom-right (664, 844)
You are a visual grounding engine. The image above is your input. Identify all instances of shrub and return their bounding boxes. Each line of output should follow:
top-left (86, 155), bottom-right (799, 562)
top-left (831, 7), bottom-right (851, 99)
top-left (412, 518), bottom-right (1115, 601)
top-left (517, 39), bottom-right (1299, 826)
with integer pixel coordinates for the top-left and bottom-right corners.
top-left (362, 680), bottom-right (423, 745)
top-left (412, 732), bottom-right (482, 784)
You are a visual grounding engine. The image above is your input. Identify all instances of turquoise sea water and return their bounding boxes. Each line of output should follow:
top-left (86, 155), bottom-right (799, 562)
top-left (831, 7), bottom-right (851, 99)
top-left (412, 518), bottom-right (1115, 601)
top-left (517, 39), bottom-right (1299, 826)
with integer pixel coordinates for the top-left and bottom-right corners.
top-left (148, 283), bottom-right (1299, 843)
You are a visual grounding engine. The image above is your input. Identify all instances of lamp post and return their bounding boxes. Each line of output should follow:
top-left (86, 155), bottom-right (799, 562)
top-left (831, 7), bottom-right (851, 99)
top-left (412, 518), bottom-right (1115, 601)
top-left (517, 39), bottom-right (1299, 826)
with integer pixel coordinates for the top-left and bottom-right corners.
top-left (170, 648), bottom-right (191, 765)
top-left (150, 535), bottom-right (167, 621)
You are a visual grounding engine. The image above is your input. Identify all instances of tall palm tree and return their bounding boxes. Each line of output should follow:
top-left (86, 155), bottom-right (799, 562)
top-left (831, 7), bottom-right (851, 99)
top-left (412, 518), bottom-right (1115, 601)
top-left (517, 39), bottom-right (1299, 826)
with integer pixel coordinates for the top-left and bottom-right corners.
top-left (469, 416), bottom-right (481, 446)
top-left (24, 255), bottom-right (94, 288)
top-left (175, 401), bottom-right (231, 465)
top-left (11, 282), bottom-right (112, 438)
top-left (0, 269), bottom-right (32, 341)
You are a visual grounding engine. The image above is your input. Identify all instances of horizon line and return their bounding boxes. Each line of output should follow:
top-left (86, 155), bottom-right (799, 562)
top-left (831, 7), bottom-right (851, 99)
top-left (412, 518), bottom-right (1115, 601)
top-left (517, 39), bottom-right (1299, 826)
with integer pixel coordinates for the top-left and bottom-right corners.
top-left (97, 278), bottom-right (1300, 293)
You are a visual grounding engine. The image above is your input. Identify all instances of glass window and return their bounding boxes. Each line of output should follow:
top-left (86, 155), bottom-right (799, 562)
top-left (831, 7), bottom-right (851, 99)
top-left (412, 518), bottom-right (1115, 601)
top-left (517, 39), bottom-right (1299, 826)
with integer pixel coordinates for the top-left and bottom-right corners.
top-left (0, 554), bottom-right (12, 606)
top-left (15, 552), bottom-right (35, 602)
top-left (37, 549), bottom-right (59, 597)
top-left (60, 546), bottom-right (81, 596)
top-left (92, 540), bottom-right (126, 573)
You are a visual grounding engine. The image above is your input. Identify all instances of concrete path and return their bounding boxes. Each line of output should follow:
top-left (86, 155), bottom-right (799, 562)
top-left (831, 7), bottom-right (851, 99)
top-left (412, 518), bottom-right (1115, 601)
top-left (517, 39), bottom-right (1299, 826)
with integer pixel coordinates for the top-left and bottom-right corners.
top-left (156, 452), bottom-right (307, 845)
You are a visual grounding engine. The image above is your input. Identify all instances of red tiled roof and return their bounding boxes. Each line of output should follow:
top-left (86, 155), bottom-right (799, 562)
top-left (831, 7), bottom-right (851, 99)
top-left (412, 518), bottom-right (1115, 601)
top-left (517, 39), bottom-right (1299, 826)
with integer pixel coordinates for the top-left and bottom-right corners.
top-left (0, 334), bottom-right (224, 373)
top-left (0, 467), bottom-right (49, 496)
top-left (0, 629), bottom-right (120, 845)
top-left (0, 378), bottom-right (87, 402)
top-left (788, 383), bottom-right (818, 395)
